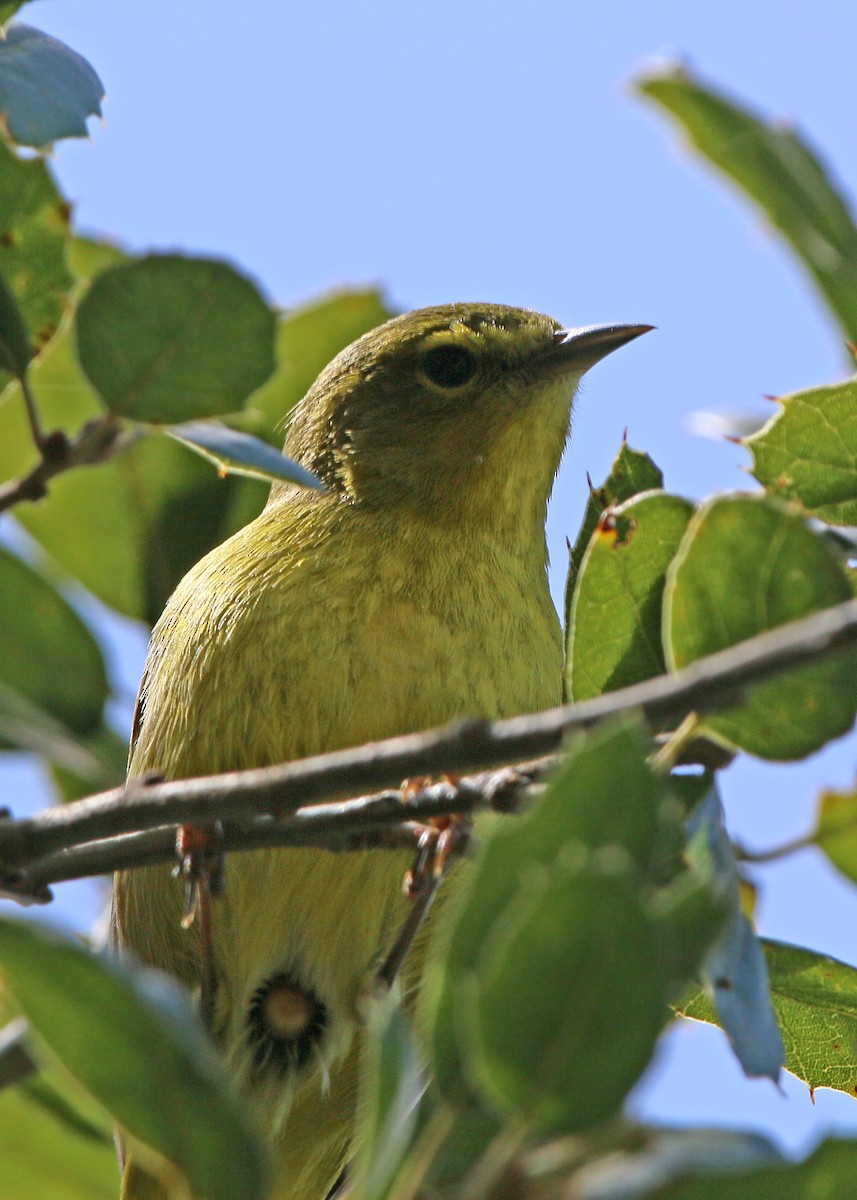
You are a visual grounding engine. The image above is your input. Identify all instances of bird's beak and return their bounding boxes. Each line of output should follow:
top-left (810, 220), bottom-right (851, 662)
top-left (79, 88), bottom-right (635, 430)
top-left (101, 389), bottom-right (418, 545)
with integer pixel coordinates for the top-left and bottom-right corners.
top-left (542, 323), bottom-right (654, 375)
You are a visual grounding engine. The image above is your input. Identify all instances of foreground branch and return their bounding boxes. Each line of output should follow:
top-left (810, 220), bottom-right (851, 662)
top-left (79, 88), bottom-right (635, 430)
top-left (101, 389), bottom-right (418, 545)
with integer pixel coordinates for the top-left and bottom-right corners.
top-left (2, 596), bottom-right (857, 899)
top-left (16, 765), bottom-right (544, 895)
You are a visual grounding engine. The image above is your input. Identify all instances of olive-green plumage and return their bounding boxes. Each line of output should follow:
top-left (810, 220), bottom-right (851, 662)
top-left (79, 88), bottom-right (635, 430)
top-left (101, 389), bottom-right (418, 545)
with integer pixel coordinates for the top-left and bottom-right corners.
top-left (114, 304), bottom-right (647, 1199)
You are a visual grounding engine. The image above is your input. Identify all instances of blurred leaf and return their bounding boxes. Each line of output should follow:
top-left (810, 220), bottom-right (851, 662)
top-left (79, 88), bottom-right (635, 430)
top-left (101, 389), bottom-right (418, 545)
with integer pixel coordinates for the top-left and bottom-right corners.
top-left (564, 441), bottom-right (664, 635)
top-left (0, 1085), bottom-right (116, 1198)
top-left (421, 1101), bottom-right (502, 1196)
top-left (681, 939), bottom-right (857, 1096)
top-left (649, 777), bottom-right (732, 991)
top-left (427, 720), bottom-right (670, 1114)
top-left (49, 723), bottom-right (129, 801)
top-left (0, 917), bottom-right (269, 1200)
top-left (556, 1127), bottom-right (783, 1200)
top-left (0, 547), bottom-right (107, 736)
top-left (167, 421), bottom-right (323, 490)
top-left (23, 1071), bottom-right (114, 1147)
top-left (68, 235), bottom-right (125, 281)
top-left (243, 288), bottom-right (392, 438)
top-left (566, 491), bottom-right (694, 701)
top-left (75, 254), bottom-right (277, 422)
top-left (0, 4), bottom-right (24, 25)
top-left (469, 857), bottom-right (668, 1136)
top-left (0, 681), bottom-right (109, 781)
top-left (664, 493), bottom-right (857, 760)
top-left (351, 994), bottom-right (424, 1200)
top-left (0, 24), bottom-right (104, 148)
top-left (634, 1138), bottom-right (857, 1200)
top-left (0, 264), bottom-right (32, 377)
top-left (0, 139), bottom-right (72, 371)
top-left (636, 64), bottom-right (857, 341)
top-left (813, 782), bottom-right (857, 886)
top-left (744, 379), bottom-right (857, 525)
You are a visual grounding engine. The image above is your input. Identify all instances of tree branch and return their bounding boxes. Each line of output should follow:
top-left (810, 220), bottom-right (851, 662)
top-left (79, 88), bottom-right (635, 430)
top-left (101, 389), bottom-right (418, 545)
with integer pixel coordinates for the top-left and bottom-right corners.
top-left (5, 765), bottom-right (545, 900)
top-left (0, 415), bottom-right (132, 513)
top-left (2, 596), bottom-right (857, 900)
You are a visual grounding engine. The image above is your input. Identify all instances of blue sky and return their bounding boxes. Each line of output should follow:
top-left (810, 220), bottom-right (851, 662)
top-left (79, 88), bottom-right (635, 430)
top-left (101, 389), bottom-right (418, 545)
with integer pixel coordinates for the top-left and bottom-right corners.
top-left (5, 0), bottom-right (857, 1158)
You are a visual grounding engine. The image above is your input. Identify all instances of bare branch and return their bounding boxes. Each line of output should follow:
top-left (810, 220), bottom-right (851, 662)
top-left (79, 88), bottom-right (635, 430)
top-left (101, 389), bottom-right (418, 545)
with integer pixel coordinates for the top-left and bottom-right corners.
top-left (2, 596), bottom-right (857, 897)
top-left (10, 766), bottom-right (545, 898)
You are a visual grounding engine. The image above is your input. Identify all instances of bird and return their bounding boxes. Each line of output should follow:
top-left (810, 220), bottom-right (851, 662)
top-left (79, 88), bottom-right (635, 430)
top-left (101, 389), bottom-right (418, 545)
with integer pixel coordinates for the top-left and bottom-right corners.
top-left (113, 303), bottom-right (650, 1199)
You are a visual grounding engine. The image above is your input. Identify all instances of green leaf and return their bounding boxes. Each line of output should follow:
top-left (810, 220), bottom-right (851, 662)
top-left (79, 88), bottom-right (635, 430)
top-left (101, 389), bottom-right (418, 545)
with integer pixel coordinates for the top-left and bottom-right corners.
top-left (49, 723), bottom-right (129, 801)
top-left (167, 420), bottom-right (323, 490)
top-left (75, 254), bottom-right (277, 422)
top-left (635, 1138), bottom-right (857, 1200)
top-left (0, 241), bottom-right (251, 622)
top-left (0, 682), bottom-right (110, 786)
top-left (426, 720), bottom-right (669, 1110)
top-left (664, 493), bottom-right (857, 760)
top-left (812, 781), bottom-right (857, 886)
top-left (636, 64), bottom-right (857, 342)
top-left (0, 139), bottom-right (73, 370)
top-left (0, 5), bottom-right (25, 27)
top-left (22, 1072), bottom-right (114, 1148)
top-left (0, 918), bottom-right (270, 1200)
top-left (566, 491), bottom-right (694, 701)
top-left (469, 856), bottom-right (668, 1135)
top-left (0, 547), bottom-right (107, 737)
top-left (743, 379), bottom-right (857, 525)
top-left (0, 24), bottom-right (104, 148)
top-left (563, 441), bottom-right (664, 636)
top-left (0, 263), bottom-right (32, 377)
top-left (243, 288), bottom-right (393, 438)
top-left (681, 939), bottom-right (857, 1096)
top-left (420, 1101), bottom-right (503, 1195)
top-left (351, 994), bottom-right (424, 1200)
top-left (0, 1085), bottom-right (116, 1199)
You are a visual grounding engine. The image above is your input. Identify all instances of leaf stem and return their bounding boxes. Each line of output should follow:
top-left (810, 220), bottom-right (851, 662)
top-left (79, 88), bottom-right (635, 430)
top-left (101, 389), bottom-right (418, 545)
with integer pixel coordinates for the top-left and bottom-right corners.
top-left (19, 374), bottom-right (46, 449)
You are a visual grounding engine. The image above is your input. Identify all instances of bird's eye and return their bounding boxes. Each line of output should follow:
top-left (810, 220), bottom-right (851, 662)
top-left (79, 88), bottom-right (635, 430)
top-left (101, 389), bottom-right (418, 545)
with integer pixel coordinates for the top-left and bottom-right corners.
top-left (420, 344), bottom-right (477, 389)
top-left (246, 973), bottom-right (327, 1075)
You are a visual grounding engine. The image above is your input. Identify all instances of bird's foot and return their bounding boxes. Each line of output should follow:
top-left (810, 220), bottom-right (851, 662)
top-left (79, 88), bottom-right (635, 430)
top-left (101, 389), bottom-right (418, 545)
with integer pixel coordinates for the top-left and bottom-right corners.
top-left (173, 820), bottom-right (225, 1028)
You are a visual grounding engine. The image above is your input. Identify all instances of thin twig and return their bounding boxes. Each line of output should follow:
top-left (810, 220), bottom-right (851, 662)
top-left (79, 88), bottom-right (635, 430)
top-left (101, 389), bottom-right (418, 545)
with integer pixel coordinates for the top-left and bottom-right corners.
top-left (650, 712), bottom-right (701, 773)
top-left (735, 800), bottom-right (857, 865)
top-left (0, 415), bottom-right (131, 513)
top-left (735, 832), bottom-right (818, 864)
top-left (19, 376), bottom-right (46, 449)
